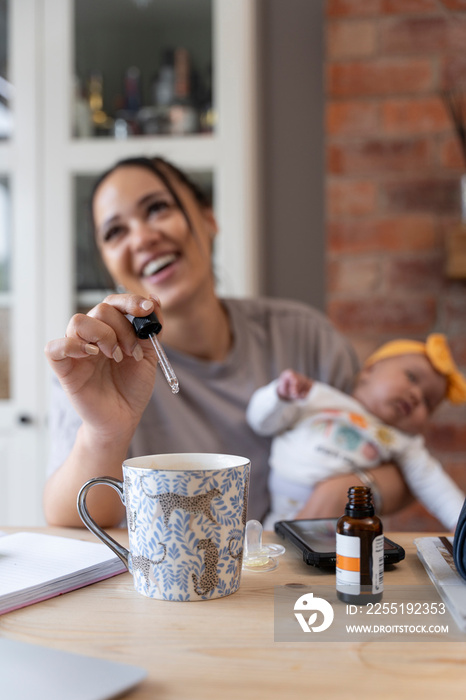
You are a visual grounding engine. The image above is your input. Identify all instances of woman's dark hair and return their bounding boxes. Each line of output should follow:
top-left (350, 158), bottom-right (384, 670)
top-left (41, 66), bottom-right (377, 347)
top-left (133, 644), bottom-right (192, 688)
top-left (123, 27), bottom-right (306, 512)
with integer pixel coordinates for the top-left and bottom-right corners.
top-left (90, 155), bottom-right (211, 234)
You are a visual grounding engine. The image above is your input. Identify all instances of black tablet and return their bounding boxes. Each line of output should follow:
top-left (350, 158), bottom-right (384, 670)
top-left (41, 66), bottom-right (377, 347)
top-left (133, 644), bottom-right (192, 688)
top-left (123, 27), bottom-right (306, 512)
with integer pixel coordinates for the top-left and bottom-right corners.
top-left (274, 517), bottom-right (405, 568)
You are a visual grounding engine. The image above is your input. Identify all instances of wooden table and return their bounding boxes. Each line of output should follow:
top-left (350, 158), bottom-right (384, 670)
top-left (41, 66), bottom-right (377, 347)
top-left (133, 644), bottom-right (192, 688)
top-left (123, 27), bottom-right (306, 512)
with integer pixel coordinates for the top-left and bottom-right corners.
top-left (2, 527), bottom-right (466, 699)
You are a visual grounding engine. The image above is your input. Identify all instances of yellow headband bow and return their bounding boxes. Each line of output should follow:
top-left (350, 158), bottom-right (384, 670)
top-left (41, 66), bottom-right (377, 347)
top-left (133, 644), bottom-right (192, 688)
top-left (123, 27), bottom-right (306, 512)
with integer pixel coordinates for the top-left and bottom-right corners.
top-left (364, 334), bottom-right (466, 404)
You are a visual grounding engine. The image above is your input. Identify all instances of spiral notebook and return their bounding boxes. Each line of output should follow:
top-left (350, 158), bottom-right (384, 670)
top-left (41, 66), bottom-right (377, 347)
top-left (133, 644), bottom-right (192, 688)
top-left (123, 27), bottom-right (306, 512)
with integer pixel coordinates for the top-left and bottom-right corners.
top-left (0, 531), bottom-right (127, 615)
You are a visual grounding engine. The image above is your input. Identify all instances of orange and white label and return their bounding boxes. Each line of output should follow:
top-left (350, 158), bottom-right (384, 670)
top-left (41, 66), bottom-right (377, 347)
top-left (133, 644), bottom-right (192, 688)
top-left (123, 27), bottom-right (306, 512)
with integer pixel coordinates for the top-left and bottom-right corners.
top-left (336, 533), bottom-right (360, 595)
top-left (336, 553), bottom-right (360, 572)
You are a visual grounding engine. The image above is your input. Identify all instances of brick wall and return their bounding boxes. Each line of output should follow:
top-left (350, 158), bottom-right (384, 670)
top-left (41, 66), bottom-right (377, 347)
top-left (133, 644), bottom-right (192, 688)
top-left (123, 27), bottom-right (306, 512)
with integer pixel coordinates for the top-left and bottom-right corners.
top-left (325, 0), bottom-right (466, 530)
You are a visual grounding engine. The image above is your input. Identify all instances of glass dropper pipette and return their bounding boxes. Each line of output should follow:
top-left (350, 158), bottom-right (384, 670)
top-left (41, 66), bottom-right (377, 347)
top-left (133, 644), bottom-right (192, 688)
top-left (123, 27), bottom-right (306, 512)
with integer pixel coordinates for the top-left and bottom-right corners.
top-left (127, 312), bottom-right (179, 394)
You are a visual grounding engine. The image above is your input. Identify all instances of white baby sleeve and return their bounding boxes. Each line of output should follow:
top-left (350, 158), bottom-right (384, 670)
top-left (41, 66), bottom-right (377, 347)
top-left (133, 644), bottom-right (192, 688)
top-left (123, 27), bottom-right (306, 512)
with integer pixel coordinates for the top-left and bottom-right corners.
top-left (246, 379), bottom-right (304, 437)
top-left (398, 440), bottom-right (465, 531)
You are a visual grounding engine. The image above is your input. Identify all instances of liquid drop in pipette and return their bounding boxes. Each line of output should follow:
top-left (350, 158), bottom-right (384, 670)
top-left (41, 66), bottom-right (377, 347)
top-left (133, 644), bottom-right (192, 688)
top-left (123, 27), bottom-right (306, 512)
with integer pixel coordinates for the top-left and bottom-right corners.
top-left (127, 312), bottom-right (179, 394)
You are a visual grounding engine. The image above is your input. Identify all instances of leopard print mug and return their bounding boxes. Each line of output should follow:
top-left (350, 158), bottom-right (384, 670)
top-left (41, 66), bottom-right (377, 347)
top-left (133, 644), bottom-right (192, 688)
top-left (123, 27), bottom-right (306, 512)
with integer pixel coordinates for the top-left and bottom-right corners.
top-left (77, 453), bottom-right (250, 601)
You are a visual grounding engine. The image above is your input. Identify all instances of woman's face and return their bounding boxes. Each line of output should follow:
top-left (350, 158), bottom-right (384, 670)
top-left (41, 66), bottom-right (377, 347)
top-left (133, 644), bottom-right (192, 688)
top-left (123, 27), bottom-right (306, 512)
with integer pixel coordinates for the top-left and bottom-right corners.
top-left (92, 166), bottom-right (217, 313)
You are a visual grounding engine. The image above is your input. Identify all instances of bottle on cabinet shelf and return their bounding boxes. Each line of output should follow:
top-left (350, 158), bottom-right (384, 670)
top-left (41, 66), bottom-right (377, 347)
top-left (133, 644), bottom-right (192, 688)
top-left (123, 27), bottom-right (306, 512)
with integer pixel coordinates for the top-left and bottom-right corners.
top-left (198, 61), bottom-right (215, 133)
top-left (170, 47), bottom-right (198, 135)
top-left (87, 72), bottom-right (113, 137)
top-left (124, 66), bottom-right (142, 115)
top-left (141, 47), bottom-right (199, 136)
top-left (113, 67), bottom-right (143, 137)
top-left (72, 77), bottom-right (92, 138)
top-left (137, 49), bottom-right (175, 135)
top-left (113, 93), bottom-right (132, 139)
top-left (152, 48), bottom-right (175, 108)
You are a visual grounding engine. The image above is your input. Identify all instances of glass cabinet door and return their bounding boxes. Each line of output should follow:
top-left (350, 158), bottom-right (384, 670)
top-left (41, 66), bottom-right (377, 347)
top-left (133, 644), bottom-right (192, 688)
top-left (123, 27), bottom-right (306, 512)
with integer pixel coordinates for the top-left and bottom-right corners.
top-left (0, 1), bottom-right (11, 402)
top-left (73, 0), bottom-right (213, 140)
top-left (0, 176), bottom-right (10, 399)
top-left (0, 2), bottom-right (12, 523)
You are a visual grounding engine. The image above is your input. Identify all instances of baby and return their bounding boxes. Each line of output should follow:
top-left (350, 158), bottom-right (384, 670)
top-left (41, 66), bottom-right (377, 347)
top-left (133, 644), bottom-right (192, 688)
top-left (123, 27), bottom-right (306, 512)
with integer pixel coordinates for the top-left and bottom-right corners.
top-left (247, 334), bottom-right (466, 531)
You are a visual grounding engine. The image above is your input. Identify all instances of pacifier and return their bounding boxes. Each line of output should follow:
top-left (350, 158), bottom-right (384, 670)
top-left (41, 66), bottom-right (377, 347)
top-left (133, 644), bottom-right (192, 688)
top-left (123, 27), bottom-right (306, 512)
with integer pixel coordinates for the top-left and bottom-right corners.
top-left (242, 519), bottom-right (286, 572)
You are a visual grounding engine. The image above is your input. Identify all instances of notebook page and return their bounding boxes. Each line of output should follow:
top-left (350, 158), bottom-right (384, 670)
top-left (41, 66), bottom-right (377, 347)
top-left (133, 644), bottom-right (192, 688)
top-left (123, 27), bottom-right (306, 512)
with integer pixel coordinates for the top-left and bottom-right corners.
top-left (0, 532), bottom-right (123, 596)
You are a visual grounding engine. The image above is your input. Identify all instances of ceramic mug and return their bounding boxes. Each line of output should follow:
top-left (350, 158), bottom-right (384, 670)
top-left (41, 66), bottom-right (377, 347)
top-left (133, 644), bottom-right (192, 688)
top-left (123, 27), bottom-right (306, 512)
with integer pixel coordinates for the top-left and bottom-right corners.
top-left (77, 453), bottom-right (250, 601)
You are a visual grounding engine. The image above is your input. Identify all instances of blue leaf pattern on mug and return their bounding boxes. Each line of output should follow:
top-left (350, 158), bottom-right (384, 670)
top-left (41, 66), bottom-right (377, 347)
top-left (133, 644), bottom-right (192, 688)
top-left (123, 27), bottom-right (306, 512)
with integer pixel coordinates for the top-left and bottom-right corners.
top-left (124, 461), bottom-right (250, 601)
top-left (218, 579), bottom-right (228, 596)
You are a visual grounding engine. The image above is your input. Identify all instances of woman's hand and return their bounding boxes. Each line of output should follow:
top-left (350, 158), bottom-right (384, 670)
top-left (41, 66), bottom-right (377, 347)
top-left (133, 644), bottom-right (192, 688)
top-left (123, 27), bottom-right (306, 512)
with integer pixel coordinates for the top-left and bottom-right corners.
top-left (44, 294), bottom-right (160, 445)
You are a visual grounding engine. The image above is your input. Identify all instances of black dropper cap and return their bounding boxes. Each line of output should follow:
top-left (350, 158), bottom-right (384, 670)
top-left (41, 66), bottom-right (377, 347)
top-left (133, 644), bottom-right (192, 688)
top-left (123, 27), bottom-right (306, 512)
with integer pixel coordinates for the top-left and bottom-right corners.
top-left (129, 312), bottom-right (162, 339)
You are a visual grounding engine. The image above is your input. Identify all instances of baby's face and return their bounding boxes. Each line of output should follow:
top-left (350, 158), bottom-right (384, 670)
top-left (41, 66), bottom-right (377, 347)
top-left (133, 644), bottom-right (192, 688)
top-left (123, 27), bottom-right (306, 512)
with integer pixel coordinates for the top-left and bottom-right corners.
top-left (353, 354), bottom-right (447, 435)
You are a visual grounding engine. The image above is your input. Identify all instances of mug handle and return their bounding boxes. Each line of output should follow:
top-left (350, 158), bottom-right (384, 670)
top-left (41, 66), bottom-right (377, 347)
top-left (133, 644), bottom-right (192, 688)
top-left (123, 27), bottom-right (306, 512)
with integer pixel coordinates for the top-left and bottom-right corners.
top-left (77, 476), bottom-right (130, 569)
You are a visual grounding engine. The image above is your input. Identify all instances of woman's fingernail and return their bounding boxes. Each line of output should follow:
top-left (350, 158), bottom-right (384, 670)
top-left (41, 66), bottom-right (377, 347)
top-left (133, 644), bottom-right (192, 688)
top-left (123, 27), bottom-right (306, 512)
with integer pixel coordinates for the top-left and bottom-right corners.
top-left (141, 299), bottom-right (153, 311)
top-left (132, 343), bottom-right (144, 362)
top-left (112, 345), bottom-right (124, 363)
top-left (85, 343), bottom-right (99, 356)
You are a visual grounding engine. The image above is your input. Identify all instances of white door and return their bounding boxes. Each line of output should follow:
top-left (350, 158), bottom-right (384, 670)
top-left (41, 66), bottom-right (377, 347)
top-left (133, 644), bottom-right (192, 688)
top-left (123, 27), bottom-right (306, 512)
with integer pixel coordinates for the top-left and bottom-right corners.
top-left (0, 0), bottom-right (47, 526)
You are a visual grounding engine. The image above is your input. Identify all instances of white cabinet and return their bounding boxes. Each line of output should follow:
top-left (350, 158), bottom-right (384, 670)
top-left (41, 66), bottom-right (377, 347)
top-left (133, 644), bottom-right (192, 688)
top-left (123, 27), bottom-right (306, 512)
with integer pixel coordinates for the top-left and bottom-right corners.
top-left (0, 0), bottom-right (46, 525)
top-left (0, 0), bottom-right (260, 525)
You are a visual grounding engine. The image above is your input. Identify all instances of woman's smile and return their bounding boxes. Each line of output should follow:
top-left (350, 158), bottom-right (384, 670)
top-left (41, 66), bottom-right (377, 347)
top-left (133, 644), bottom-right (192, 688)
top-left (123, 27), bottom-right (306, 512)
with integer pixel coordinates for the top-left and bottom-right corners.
top-left (141, 253), bottom-right (179, 279)
top-left (139, 252), bottom-right (182, 288)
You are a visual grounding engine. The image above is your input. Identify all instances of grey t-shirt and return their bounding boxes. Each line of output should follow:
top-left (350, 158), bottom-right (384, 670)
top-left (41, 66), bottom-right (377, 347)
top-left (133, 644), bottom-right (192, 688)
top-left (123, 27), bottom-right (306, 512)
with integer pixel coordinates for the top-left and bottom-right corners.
top-left (47, 297), bottom-right (359, 522)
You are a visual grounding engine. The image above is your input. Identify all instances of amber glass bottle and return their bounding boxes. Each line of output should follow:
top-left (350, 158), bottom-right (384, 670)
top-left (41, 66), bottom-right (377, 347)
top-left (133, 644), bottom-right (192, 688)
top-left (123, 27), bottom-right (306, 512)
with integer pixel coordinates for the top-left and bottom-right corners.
top-left (336, 486), bottom-right (383, 604)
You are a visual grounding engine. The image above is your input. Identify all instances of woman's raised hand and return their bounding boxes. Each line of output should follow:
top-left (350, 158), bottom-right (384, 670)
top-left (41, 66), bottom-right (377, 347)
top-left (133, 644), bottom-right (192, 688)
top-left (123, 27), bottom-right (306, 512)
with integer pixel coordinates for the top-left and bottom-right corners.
top-left (44, 294), bottom-right (160, 443)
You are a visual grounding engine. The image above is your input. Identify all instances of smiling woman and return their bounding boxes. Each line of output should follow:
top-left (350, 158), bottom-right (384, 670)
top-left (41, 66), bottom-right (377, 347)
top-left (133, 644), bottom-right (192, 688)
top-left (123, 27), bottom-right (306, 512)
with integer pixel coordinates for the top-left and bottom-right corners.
top-left (43, 155), bottom-right (408, 530)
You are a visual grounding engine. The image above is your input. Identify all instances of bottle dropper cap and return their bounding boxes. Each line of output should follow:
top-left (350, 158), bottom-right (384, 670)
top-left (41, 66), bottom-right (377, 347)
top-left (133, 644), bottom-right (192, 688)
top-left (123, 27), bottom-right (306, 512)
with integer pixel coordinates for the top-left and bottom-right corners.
top-left (130, 312), bottom-right (162, 339)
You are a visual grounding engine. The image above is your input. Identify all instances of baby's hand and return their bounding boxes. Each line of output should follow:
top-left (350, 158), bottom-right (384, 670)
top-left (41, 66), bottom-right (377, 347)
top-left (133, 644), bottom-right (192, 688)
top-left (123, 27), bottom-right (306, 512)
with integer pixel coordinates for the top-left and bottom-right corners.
top-left (277, 369), bottom-right (313, 401)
